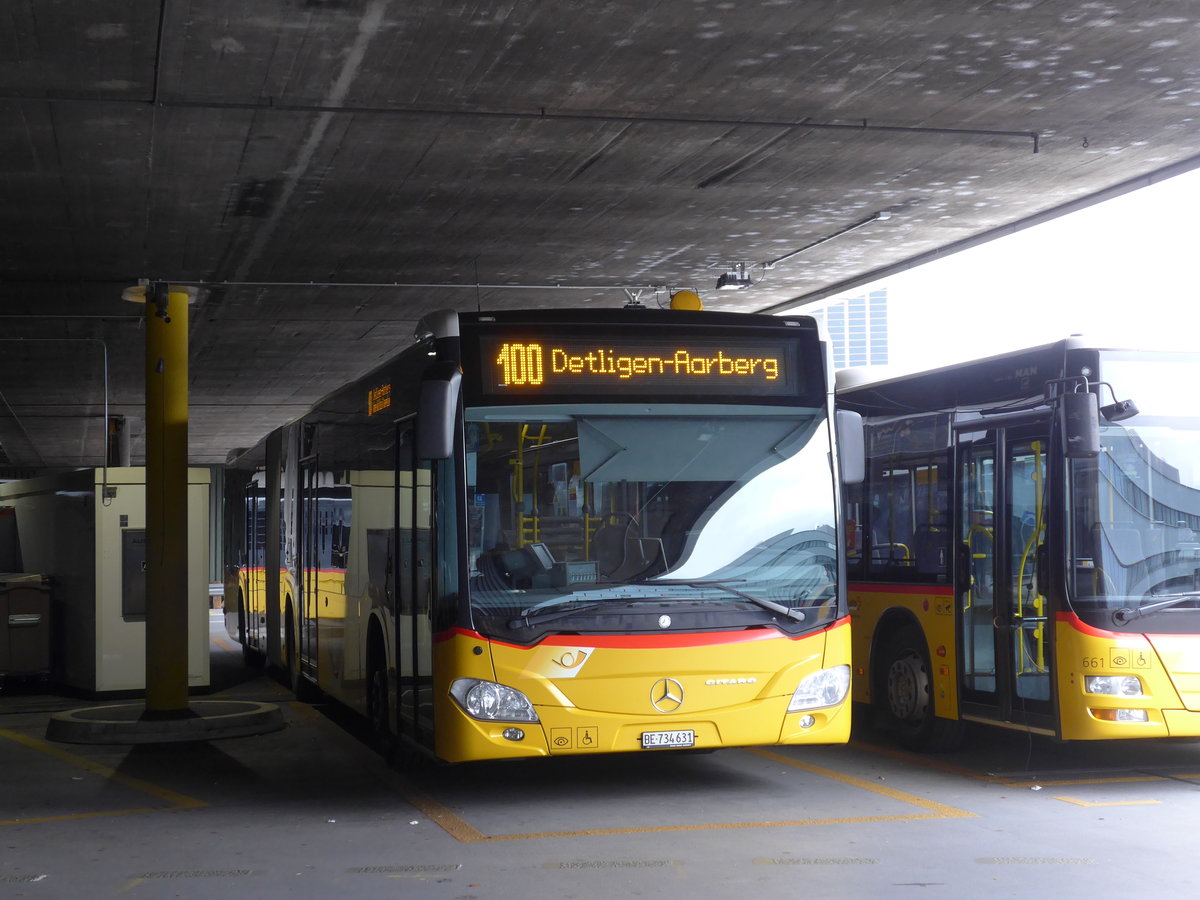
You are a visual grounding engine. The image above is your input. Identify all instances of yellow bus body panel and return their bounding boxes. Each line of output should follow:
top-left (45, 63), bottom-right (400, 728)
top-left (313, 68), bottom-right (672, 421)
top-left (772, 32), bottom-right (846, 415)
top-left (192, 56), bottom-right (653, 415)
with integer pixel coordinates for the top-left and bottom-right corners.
top-left (433, 621), bottom-right (851, 763)
top-left (849, 585), bottom-right (959, 720)
top-left (1056, 615), bottom-right (1200, 740)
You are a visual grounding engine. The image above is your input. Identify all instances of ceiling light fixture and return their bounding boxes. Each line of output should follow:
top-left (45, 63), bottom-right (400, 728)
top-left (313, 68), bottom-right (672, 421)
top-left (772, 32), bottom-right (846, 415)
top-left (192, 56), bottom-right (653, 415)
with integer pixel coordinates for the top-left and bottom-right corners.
top-left (715, 263), bottom-right (753, 291)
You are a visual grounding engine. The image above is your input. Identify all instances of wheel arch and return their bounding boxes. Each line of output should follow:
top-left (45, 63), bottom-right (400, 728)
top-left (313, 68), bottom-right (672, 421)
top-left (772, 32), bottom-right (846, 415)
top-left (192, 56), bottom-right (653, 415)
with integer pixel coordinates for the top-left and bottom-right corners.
top-left (366, 611), bottom-right (390, 677)
top-left (870, 607), bottom-right (966, 751)
top-left (869, 608), bottom-right (927, 702)
top-left (224, 585), bottom-right (245, 644)
top-left (365, 610), bottom-right (394, 742)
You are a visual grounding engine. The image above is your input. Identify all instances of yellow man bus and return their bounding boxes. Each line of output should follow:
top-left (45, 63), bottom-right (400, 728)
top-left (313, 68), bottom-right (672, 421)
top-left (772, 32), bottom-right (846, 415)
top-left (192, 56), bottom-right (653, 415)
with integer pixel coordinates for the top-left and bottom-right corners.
top-left (838, 338), bottom-right (1200, 749)
top-left (225, 305), bottom-right (860, 763)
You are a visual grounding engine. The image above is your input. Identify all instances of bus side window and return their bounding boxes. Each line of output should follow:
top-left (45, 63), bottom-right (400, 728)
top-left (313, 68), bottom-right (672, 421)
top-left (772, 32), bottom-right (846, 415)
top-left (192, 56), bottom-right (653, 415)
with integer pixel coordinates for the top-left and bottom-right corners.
top-left (912, 460), bottom-right (949, 579)
top-left (869, 463), bottom-right (915, 574)
top-left (844, 478), bottom-right (866, 578)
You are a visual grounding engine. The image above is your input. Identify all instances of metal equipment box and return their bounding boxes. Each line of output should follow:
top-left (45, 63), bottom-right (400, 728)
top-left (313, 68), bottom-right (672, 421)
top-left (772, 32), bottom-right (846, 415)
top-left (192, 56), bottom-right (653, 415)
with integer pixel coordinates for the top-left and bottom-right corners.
top-left (0, 573), bottom-right (52, 686)
top-left (0, 469), bottom-right (211, 695)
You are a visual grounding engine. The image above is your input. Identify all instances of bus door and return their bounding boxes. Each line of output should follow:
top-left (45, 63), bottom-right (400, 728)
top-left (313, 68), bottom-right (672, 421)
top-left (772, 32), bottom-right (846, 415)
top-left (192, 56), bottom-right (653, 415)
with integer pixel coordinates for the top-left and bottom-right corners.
top-left (395, 422), bottom-right (435, 746)
top-left (298, 452), bottom-right (321, 682)
top-left (956, 418), bottom-right (1054, 733)
top-left (243, 479), bottom-right (266, 651)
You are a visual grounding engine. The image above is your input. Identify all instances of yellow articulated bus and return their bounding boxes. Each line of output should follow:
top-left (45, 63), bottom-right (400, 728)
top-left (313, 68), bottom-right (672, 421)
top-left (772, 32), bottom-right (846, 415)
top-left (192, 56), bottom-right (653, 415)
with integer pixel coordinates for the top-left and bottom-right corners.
top-left (224, 305), bottom-right (862, 763)
top-left (837, 338), bottom-right (1200, 749)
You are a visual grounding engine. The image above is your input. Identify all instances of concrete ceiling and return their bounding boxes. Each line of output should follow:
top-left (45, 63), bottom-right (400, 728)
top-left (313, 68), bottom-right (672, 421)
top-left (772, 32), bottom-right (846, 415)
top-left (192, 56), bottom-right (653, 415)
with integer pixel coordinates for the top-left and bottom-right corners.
top-left (2, 0), bottom-right (1199, 473)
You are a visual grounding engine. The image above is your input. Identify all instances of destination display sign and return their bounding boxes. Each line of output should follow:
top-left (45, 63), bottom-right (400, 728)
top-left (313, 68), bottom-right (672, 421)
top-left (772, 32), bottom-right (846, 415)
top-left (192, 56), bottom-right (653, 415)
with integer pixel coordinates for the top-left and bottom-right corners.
top-left (367, 382), bottom-right (392, 416)
top-left (478, 333), bottom-right (799, 398)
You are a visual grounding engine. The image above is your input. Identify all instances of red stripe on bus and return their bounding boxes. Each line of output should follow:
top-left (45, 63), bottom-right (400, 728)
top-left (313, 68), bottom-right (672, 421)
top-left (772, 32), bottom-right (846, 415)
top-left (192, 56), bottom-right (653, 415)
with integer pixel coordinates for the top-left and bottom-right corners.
top-left (1056, 610), bottom-right (1123, 638)
top-left (1057, 610), bottom-right (1200, 642)
top-left (848, 583), bottom-right (954, 596)
top-left (437, 615), bottom-right (848, 649)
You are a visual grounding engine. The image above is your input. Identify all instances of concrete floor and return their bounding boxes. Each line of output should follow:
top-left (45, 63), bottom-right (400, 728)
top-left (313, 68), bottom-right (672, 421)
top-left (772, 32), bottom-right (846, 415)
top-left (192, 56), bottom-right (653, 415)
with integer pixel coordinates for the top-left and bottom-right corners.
top-left (3, 614), bottom-right (1200, 898)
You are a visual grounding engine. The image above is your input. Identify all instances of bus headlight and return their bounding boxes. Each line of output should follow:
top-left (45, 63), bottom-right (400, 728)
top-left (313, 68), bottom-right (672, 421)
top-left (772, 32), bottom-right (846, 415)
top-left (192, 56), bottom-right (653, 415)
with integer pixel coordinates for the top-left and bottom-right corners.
top-left (1085, 675), bottom-right (1144, 697)
top-left (450, 678), bottom-right (539, 722)
top-left (1091, 708), bottom-right (1149, 722)
top-left (788, 665), bottom-right (851, 712)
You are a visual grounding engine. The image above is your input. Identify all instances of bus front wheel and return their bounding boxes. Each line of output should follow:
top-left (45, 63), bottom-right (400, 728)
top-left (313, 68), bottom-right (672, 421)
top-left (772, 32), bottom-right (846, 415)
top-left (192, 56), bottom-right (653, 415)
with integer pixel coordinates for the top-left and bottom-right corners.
top-left (877, 625), bottom-right (964, 752)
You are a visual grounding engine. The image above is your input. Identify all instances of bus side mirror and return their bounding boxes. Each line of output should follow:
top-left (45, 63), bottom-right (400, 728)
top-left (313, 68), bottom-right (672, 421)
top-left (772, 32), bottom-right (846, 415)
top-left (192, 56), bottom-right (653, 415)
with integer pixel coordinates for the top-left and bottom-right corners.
top-left (417, 364), bottom-right (462, 460)
top-left (1062, 391), bottom-right (1100, 459)
top-left (837, 409), bottom-right (865, 485)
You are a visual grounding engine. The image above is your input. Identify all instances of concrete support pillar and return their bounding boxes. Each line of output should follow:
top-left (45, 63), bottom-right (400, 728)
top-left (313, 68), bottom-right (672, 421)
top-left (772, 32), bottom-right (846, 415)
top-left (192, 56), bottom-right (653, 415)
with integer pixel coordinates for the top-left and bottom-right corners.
top-left (144, 286), bottom-right (190, 715)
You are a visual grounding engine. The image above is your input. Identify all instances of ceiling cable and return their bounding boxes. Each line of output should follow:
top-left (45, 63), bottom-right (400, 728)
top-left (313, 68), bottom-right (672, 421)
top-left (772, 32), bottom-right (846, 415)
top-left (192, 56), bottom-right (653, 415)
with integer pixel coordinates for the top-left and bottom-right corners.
top-left (13, 95), bottom-right (1040, 153)
top-left (763, 210), bottom-right (893, 270)
top-left (161, 279), bottom-right (675, 293)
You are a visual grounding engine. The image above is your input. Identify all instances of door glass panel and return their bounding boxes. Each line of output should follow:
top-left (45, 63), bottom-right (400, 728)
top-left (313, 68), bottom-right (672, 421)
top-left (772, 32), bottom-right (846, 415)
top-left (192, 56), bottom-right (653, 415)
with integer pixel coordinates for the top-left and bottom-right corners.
top-left (871, 467), bottom-right (915, 571)
top-left (1010, 439), bottom-right (1050, 703)
top-left (301, 464), bottom-right (319, 670)
top-left (960, 444), bottom-right (996, 696)
top-left (244, 482), bottom-right (265, 647)
top-left (396, 426), bottom-right (416, 731)
top-left (394, 425), bottom-right (436, 741)
top-left (414, 460), bottom-right (434, 731)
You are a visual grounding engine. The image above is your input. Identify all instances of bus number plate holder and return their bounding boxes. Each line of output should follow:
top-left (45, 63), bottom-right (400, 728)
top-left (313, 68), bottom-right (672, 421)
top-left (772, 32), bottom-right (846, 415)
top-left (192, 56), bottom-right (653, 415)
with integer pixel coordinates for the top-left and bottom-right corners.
top-left (641, 729), bottom-right (695, 749)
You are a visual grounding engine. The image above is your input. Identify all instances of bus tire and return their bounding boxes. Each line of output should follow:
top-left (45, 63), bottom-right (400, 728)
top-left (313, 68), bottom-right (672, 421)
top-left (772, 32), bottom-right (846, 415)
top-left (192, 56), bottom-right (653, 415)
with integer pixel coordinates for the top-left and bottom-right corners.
top-left (285, 603), bottom-right (316, 702)
top-left (237, 593), bottom-right (266, 668)
top-left (877, 625), bottom-right (964, 752)
top-left (236, 608), bottom-right (263, 668)
top-left (367, 660), bottom-right (395, 762)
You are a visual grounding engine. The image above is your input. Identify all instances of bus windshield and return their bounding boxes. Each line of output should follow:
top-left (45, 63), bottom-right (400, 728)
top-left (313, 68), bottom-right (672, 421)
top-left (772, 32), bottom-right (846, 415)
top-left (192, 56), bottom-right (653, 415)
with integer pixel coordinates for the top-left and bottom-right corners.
top-left (1070, 353), bottom-right (1200, 623)
top-left (464, 405), bottom-right (838, 640)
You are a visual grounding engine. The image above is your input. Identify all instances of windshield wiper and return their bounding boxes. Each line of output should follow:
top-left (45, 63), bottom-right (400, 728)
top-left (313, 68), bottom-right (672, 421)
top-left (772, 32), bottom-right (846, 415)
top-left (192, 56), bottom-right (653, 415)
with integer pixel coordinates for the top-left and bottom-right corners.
top-left (506, 594), bottom-right (679, 629)
top-left (649, 578), bottom-right (809, 623)
top-left (507, 602), bottom-right (606, 630)
top-left (1112, 591), bottom-right (1200, 625)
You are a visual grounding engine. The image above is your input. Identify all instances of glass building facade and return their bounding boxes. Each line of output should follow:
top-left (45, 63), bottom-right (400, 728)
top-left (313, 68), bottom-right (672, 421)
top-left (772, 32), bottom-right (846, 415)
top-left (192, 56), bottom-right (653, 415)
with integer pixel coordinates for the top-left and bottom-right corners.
top-left (808, 288), bottom-right (889, 369)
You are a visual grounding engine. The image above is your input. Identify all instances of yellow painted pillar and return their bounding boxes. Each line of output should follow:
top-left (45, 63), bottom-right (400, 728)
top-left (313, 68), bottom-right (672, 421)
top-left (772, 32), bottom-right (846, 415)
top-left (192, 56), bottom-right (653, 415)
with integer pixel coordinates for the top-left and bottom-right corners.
top-left (144, 286), bottom-right (190, 715)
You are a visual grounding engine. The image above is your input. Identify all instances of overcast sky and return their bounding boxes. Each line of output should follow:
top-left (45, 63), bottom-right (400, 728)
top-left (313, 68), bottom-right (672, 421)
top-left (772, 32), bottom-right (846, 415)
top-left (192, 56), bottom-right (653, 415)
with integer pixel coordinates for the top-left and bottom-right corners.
top-left (810, 164), bottom-right (1200, 374)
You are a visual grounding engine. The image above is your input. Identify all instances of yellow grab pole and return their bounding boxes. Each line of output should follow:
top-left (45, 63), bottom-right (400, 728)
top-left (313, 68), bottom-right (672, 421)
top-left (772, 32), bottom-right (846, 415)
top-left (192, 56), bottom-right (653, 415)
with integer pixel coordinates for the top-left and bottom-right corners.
top-left (144, 286), bottom-right (190, 715)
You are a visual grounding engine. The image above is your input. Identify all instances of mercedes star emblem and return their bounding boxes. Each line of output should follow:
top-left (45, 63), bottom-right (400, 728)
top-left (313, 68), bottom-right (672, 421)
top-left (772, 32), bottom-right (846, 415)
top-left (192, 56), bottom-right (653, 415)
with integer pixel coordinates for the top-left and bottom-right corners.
top-left (651, 677), bottom-right (684, 713)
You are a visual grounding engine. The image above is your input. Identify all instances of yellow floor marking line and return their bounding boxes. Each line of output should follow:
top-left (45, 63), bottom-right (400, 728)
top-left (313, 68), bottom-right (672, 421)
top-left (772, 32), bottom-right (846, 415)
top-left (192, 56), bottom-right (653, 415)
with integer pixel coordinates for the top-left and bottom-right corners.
top-left (0, 728), bottom-right (208, 826)
top-left (1028, 775), bottom-right (1165, 787)
top-left (211, 635), bottom-right (241, 653)
top-left (747, 747), bottom-right (976, 819)
top-left (384, 746), bottom-right (973, 844)
top-left (851, 739), bottom-right (1200, 790)
top-left (849, 739), bottom-right (1007, 782)
top-left (291, 705), bottom-right (490, 843)
top-left (1053, 796), bottom-right (1162, 807)
top-left (390, 774), bottom-right (489, 844)
top-left (476, 812), bottom-right (960, 843)
top-left (1, 806), bottom-right (164, 827)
